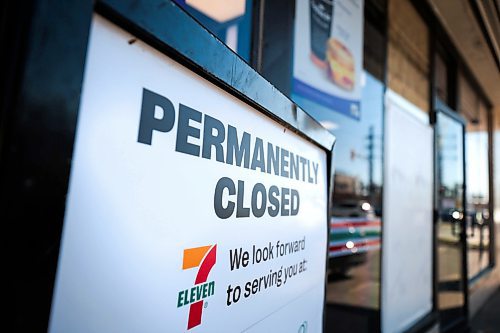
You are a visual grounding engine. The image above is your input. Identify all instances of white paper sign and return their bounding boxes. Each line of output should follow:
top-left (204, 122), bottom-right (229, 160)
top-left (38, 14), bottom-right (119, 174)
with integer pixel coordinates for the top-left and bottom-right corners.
top-left (49, 15), bottom-right (328, 333)
top-left (382, 90), bottom-right (433, 333)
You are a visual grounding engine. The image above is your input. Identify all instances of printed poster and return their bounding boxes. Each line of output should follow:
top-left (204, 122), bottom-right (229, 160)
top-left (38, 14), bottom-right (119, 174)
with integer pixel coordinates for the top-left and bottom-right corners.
top-left (293, 0), bottom-right (364, 120)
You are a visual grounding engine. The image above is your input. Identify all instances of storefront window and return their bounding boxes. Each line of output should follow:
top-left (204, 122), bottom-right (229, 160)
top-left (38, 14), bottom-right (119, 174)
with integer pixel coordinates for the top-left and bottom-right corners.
top-left (293, 70), bottom-right (384, 329)
top-left (435, 108), bottom-right (466, 323)
top-left (289, 0), bottom-right (385, 330)
top-left (173, 0), bottom-right (253, 62)
top-left (459, 75), bottom-right (491, 278)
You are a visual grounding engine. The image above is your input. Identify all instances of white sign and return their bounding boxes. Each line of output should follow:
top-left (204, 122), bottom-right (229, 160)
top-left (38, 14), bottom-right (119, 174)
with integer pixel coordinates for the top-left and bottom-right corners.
top-left (293, 0), bottom-right (364, 120)
top-left (49, 15), bottom-right (328, 333)
top-left (382, 90), bottom-right (433, 333)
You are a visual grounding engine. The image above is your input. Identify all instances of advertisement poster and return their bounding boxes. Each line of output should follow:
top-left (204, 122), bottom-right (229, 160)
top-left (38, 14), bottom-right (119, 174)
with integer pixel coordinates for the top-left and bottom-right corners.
top-left (49, 15), bottom-right (328, 333)
top-left (293, 0), bottom-right (364, 120)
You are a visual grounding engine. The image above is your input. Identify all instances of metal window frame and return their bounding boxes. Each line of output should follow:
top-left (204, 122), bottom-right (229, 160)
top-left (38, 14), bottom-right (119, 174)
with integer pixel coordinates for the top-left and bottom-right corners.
top-left (433, 98), bottom-right (470, 332)
top-left (1, 0), bottom-right (336, 331)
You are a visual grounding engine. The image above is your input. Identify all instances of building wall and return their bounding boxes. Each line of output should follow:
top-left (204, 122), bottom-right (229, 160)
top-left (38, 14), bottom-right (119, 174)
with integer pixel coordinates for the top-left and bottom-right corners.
top-left (387, 0), bottom-right (430, 112)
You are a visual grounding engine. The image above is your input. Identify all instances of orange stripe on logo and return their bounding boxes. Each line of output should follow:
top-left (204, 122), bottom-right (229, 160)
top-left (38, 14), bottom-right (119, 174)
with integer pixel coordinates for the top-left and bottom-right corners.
top-left (182, 245), bottom-right (212, 269)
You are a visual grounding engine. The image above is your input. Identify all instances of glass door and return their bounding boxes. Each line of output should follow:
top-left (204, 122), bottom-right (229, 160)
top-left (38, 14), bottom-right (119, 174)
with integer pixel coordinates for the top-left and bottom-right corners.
top-left (435, 102), bottom-right (468, 331)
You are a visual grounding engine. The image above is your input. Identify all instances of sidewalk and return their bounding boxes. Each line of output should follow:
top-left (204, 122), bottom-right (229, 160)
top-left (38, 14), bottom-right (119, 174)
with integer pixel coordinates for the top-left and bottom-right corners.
top-left (469, 286), bottom-right (500, 333)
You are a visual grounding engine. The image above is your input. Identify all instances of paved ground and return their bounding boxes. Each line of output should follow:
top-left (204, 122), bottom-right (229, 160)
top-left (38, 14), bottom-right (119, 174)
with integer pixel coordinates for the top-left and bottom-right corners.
top-left (469, 287), bottom-right (500, 333)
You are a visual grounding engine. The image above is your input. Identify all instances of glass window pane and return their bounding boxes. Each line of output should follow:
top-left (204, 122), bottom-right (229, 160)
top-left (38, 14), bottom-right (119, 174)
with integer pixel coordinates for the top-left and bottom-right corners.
top-left (465, 105), bottom-right (490, 278)
top-left (290, 1), bottom-right (385, 329)
top-left (436, 111), bottom-right (465, 322)
top-left (459, 75), bottom-right (491, 278)
top-left (293, 71), bottom-right (383, 331)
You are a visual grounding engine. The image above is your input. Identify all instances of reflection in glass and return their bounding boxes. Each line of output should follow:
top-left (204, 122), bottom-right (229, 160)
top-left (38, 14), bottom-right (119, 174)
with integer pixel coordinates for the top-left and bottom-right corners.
top-left (436, 110), bottom-right (466, 327)
top-left (294, 72), bottom-right (383, 319)
top-left (464, 104), bottom-right (490, 278)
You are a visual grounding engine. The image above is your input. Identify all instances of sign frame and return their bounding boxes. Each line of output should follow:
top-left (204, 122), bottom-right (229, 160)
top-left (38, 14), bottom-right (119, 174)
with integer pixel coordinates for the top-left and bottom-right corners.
top-left (2, 0), bottom-right (335, 331)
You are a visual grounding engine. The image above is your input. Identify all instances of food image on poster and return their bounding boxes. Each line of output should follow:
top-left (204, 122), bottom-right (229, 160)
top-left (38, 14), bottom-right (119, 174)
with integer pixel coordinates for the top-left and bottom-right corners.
top-left (293, 0), bottom-right (364, 120)
top-left (326, 38), bottom-right (355, 91)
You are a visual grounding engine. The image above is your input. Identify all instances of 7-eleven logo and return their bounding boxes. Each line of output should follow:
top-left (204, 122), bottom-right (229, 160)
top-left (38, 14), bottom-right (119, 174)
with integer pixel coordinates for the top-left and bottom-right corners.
top-left (177, 245), bottom-right (217, 330)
